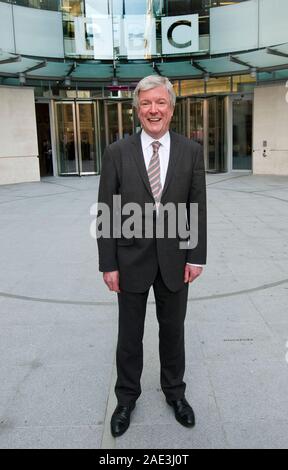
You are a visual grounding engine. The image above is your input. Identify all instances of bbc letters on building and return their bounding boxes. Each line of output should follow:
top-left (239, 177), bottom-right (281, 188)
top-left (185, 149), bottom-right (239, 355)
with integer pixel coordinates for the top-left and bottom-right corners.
top-left (74, 14), bottom-right (199, 59)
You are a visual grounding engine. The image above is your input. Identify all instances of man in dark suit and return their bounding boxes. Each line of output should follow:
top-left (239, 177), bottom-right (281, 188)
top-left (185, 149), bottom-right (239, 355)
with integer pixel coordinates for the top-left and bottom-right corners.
top-left (97, 76), bottom-right (207, 437)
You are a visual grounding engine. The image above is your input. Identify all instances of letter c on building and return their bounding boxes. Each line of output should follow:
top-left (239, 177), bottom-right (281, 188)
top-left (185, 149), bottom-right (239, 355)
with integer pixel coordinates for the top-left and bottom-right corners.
top-left (167, 20), bottom-right (192, 49)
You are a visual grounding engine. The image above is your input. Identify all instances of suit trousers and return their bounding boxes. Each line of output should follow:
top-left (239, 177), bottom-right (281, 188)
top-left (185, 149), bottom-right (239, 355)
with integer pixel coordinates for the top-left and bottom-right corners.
top-left (115, 269), bottom-right (189, 406)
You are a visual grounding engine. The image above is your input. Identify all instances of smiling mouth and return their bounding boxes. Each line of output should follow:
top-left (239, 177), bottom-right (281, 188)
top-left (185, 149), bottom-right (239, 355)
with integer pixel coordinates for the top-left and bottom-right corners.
top-left (148, 118), bottom-right (161, 122)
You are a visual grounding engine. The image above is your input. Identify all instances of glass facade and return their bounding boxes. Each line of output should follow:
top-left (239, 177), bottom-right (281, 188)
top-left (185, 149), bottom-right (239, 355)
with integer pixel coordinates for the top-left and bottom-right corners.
top-left (3, 0), bottom-right (248, 14)
top-left (48, 93), bottom-right (232, 175)
top-left (0, 0), bottom-right (259, 177)
top-left (3, 0), bottom-right (60, 10)
top-left (1, 0), bottom-right (249, 59)
top-left (60, 0), bottom-right (249, 59)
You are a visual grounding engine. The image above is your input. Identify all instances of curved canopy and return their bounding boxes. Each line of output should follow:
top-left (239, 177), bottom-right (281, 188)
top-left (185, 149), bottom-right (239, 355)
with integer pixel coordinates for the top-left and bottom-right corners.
top-left (1, 43), bottom-right (288, 83)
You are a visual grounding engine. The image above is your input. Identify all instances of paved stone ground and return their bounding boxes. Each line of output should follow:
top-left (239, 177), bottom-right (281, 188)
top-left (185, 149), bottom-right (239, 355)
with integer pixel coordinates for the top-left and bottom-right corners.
top-left (0, 172), bottom-right (288, 449)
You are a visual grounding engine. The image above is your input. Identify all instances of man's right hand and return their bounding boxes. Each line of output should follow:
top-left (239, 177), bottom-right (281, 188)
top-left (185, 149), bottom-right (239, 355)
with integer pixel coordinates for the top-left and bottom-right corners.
top-left (103, 271), bottom-right (120, 293)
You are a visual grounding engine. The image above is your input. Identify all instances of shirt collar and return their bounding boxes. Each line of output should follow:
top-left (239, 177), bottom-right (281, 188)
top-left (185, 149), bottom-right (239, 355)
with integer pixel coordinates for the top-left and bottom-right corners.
top-left (141, 129), bottom-right (170, 150)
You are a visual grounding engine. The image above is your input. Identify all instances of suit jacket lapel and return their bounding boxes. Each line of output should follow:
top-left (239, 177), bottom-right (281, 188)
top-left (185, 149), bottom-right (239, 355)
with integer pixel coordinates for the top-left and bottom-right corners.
top-left (131, 132), bottom-right (154, 198)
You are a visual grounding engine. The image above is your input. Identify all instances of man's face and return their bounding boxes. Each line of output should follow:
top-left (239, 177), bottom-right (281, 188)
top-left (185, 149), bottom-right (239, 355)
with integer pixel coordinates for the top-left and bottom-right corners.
top-left (137, 86), bottom-right (174, 139)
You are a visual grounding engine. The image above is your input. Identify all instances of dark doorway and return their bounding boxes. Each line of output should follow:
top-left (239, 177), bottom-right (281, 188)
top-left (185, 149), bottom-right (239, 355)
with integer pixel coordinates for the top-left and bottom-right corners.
top-left (35, 103), bottom-right (53, 176)
top-left (232, 98), bottom-right (253, 170)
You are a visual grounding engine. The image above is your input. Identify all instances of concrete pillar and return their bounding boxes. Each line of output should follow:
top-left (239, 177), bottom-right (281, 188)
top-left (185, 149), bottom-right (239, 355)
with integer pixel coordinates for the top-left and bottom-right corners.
top-left (253, 84), bottom-right (288, 175)
top-left (0, 86), bottom-right (40, 185)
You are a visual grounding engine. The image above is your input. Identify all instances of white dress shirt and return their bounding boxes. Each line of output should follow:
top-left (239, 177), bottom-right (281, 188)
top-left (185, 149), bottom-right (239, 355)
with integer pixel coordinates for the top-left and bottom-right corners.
top-left (140, 129), bottom-right (202, 268)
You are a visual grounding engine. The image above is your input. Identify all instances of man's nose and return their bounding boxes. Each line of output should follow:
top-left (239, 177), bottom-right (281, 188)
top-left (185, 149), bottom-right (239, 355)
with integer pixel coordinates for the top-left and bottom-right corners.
top-left (150, 102), bottom-right (158, 114)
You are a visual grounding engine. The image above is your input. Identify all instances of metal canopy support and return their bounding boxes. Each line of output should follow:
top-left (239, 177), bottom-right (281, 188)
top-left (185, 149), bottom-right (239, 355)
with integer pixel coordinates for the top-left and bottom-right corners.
top-left (229, 55), bottom-right (251, 68)
top-left (153, 62), bottom-right (162, 76)
top-left (66, 61), bottom-right (77, 77)
top-left (25, 60), bottom-right (47, 74)
top-left (62, 62), bottom-right (78, 86)
top-left (267, 47), bottom-right (288, 59)
top-left (0, 54), bottom-right (21, 65)
top-left (191, 60), bottom-right (207, 74)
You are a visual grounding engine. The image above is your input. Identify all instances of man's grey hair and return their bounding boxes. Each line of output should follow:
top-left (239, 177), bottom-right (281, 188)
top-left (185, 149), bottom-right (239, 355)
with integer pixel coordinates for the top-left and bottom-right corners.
top-left (133, 75), bottom-right (176, 109)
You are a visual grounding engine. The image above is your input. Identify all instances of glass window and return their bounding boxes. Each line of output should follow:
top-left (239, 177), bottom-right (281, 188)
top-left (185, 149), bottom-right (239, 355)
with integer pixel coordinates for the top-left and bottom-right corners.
top-left (232, 74), bottom-right (256, 92)
top-left (206, 77), bottom-right (231, 93)
top-left (172, 80), bottom-right (180, 96)
top-left (167, 0), bottom-right (196, 16)
top-left (190, 99), bottom-right (204, 145)
top-left (153, 0), bottom-right (164, 16)
top-left (62, 0), bottom-right (84, 16)
top-left (112, 0), bottom-right (149, 16)
top-left (124, 0), bottom-right (147, 15)
top-left (63, 20), bottom-right (75, 39)
top-left (85, 0), bottom-right (109, 16)
top-left (5, 0), bottom-right (60, 11)
top-left (207, 96), bottom-right (226, 172)
top-left (112, 0), bottom-right (124, 15)
top-left (180, 79), bottom-right (205, 96)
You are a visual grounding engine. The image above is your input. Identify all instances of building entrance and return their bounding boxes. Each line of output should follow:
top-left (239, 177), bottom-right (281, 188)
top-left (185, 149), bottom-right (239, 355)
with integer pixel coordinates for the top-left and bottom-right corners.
top-left (49, 95), bottom-right (252, 176)
top-left (55, 101), bottom-right (101, 175)
top-left (54, 99), bottom-right (137, 176)
top-left (35, 103), bottom-right (53, 177)
top-left (104, 100), bottom-right (137, 145)
top-left (172, 96), bottom-right (226, 172)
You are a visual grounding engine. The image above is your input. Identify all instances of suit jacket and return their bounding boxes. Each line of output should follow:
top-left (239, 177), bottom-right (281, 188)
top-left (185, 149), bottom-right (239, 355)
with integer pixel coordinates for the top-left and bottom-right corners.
top-left (97, 130), bottom-right (207, 293)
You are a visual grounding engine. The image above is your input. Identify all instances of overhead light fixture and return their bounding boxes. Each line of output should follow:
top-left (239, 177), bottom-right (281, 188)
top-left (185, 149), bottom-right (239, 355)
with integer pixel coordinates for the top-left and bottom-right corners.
top-left (19, 72), bottom-right (26, 85)
top-left (204, 73), bottom-right (210, 83)
top-left (250, 67), bottom-right (257, 78)
top-left (64, 76), bottom-right (71, 87)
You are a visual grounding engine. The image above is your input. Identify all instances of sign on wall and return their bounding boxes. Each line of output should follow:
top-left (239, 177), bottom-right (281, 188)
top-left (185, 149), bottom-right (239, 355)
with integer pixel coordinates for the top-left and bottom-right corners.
top-left (161, 14), bottom-right (199, 55)
top-left (73, 14), bottom-right (199, 59)
top-left (123, 15), bottom-right (157, 59)
top-left (74, 16), bottom-right (114, 59)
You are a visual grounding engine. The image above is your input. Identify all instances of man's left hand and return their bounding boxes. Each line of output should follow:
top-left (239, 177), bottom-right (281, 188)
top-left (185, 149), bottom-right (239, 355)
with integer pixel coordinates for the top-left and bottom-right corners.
top-left (184, 264), bottom-right (203, 284)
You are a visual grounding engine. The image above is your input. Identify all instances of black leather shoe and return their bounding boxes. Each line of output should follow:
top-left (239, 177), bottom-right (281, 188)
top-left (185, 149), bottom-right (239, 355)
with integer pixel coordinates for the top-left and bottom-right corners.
top-left (166, 398), bottom-right (195, 428)
top-left (111, 403), bottom-right (135, 437)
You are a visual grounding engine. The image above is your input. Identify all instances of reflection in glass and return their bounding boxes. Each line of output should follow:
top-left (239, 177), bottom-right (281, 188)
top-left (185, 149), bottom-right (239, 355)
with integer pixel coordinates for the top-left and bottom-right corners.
top-left (181, 79), bottom-right (205, 96)
top-left (78, 103), bottom-right (97, 173)
top-left (98, 101), bottom-right (106, 169)
top-left (171, 100), bottom-right (186, 135)
top-left (112, 0), bottom-right (124, 15)
top-left (190, 99), bottom-right (204, 145)
top-left (232, 75), bottom-right (256, 93)
top-left (56, 103), bottom-right (77, 174)
top-left (5, 0), bottom-right (60, 11)
top-left (122, 102), bottom-right (134, 138)
top-left (122, 15), bottom-right (157, 59)
top-left (61, 0), bottom-right (84, 16)
top-left (233, 100), bottom-right (252, 170)
top-left (104, 101), bottom-right (135, 145)
top-left (85, 0), bottom-right (109, 16)
top-left (106, 102), bottom-right (119, 144)
top-left (206, 77), bottom-right (231, 94)
top-left (207, 97), bottom-right (226, 171)
top-left (125, 0), bottom-right (147, 15)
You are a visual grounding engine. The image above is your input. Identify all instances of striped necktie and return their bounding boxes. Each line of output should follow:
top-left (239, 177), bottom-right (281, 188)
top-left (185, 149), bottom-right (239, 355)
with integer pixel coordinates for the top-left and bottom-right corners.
top-left (148, 141), bottom-right (162, 203)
